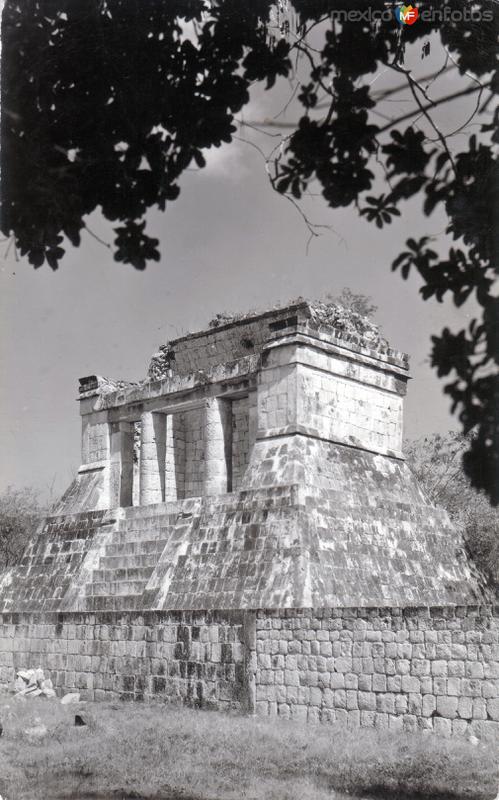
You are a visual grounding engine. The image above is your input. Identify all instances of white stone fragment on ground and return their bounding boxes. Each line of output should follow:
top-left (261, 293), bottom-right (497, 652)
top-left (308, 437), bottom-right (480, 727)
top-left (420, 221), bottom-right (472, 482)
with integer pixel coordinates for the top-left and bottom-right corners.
top-left (24, 723), bottom-right (48, 739)
top-left (60, 692), bottom-right (80, 705)
top-left (16, 670), bottom-right (34, 683)
top-left (13, 668), bottom-right (56, 699)
top-left (40, 678), bottom-right (56, 698)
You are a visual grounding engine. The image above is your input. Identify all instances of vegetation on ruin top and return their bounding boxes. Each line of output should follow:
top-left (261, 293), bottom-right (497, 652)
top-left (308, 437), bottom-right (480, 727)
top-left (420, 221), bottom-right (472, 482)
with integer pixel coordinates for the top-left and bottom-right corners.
top-left (207, 289), bottom-right (388, 350)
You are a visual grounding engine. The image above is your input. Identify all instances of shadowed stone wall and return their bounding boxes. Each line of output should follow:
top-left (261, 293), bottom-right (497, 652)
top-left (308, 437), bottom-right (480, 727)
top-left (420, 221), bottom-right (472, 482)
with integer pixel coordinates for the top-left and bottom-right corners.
top-left (0, 610), bottom-right (256, 711)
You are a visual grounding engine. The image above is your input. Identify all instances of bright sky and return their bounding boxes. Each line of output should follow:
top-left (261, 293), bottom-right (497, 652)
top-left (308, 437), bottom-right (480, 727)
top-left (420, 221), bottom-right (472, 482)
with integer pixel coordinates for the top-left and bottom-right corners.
top-left (0, 31), bottom-right (482, 500)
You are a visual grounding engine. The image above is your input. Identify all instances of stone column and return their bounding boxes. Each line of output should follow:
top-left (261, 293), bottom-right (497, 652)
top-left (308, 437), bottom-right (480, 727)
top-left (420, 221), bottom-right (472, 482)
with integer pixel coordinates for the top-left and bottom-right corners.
top-left (248, 390), bottom-right (258, 450)
top-left (139, 411), bottom-right (166, 505)
top-left (109, 422), bottom-right (134, 508)
top-left (164, 414), bottom-right (182, 501)
top-left (202, 398), bottom-right (232, 495)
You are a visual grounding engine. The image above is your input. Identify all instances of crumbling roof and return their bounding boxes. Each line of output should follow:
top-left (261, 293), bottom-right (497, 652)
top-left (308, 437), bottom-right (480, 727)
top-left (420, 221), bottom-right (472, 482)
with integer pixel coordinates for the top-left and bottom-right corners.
top-left (148, 299), bottom-right (391, 382)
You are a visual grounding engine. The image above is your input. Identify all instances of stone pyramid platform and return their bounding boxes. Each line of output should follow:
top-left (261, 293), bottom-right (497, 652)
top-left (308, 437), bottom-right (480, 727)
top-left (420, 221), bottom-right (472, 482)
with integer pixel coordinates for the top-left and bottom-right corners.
top-left (0, 300), bottom-right (482, 614)
top-left (1, 300), bottom-right (496, 740)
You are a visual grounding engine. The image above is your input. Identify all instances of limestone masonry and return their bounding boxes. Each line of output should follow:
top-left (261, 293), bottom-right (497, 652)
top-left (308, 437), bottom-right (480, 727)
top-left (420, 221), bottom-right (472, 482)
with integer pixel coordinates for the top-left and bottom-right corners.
top-left (0, 301), bottom-right (497, 739)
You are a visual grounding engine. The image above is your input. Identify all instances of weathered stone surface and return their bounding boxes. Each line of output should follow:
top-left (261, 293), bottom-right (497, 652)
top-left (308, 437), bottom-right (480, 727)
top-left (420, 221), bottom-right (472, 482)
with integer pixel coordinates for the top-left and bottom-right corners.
top-left (0, 460), bottom-right (482, 613)
top-left (2, 302), bottom-right (480, 612)
top-left (253, 608), bottom-right (499, 741)
top-left (0, 610), bottom-right (255, 711)
top-left (61, 692), bottom-right (81, 705)
top-left (0, 302), bottom-right (496, 740)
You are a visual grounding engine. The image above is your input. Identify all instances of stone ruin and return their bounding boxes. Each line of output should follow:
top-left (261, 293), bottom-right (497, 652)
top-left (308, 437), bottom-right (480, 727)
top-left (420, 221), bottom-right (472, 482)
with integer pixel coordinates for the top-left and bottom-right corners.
top-left (0, 300), bottom-right (497, 740)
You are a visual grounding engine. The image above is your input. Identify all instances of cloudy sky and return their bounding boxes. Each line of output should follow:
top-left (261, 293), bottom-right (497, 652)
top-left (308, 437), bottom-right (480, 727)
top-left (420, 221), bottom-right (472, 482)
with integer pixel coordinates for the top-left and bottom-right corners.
top-left (0, 34), bottom-right (480, 499)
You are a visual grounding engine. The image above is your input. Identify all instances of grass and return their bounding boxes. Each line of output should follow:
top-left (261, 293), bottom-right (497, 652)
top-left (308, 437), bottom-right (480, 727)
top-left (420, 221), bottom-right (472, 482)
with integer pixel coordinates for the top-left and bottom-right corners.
top-left (0, 690), bottom-right (497, 800)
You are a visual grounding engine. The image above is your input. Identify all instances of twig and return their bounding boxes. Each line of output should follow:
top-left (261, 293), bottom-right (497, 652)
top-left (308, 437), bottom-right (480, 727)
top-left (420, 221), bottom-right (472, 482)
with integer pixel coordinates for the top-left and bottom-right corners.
top-left (236, 118), bottom-right (284, 137)
top-left (272, 186), bottom-right (343, 250)
top-left (424, 47), bottom-right (485, 141)
top-left (232, 134), bottom-right (269, 163)
top-left (323, 94), bottom-right (336, 126)
top-left (403, 68), bottom-right (457, 175)
top-left (272, 79), bottom-right (300, 120)
top-left (287, 15), bottom-right (331, 52)
top-left (82, 223), bottom-right (111, 248)
top-left (294, 41), bottom-right (332, 97)
top-left (374, 64), bottom-right (455, 102)
top-left (423, 53), bottom-right (450, 93)
top-left (4, 235), bottom-right (14, 260)
top-left (234, 130), bottom-right (340, 248)
top-left (376, 83), bottom-right (485, 135)
top-left (243, 84), bottom-right (485, 135)
top-left (426, 87), bottom-right (484, 143)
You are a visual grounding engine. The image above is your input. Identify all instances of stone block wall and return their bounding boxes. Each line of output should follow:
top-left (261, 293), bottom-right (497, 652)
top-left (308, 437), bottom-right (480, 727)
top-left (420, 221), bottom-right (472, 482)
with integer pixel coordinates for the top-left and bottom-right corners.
top-left (83, 417), bottom-right (110, 464)
top-left (231, 395), bottom-right (257, 491)
top-left (154, 302), bottom-right (407, 381)
top-left (254, 607), bottom-right (499, 741)
top-left (296, 360), bottom-right (403, 456)
top-left (0, 605), bottom-right (497, 740)
top-left (232, 397), bottom-right (250, 491)
top-left (164, 413), bottom-right (185, 501)
top-left (0, 610), bottom-right (255, 710)
top-left (183, 407), bottom-right (205, 498)
top-left (256, 339), bottom-right (406, 459)
top-left (164, 307), bottom-right (301, 377)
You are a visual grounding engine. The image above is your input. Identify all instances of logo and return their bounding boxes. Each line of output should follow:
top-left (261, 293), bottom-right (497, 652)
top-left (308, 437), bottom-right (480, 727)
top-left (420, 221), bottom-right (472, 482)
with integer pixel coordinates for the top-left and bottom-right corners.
top-left (394, 5), bottom-right (419, 25)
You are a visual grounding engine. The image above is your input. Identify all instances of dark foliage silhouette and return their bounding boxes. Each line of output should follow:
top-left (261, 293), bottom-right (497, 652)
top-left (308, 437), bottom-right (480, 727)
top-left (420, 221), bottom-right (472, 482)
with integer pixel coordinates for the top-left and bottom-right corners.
top-left (1, 0), bottom-right (497, 502)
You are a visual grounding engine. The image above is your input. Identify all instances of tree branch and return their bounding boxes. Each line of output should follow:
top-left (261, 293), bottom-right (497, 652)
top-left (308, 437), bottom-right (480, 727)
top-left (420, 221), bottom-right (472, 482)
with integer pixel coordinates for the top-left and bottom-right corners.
top-left (394, 65), bottom-right (457, 174)
top-left (375, 83), bottom-right (485, 135)
top-left (239, 83), bottom-right (486, 136)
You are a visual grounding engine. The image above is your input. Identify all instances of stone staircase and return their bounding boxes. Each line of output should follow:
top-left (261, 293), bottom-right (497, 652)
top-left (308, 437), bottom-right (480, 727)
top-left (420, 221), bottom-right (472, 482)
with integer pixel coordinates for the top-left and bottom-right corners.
top-left (84, 510), bottom-right (173, 611)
